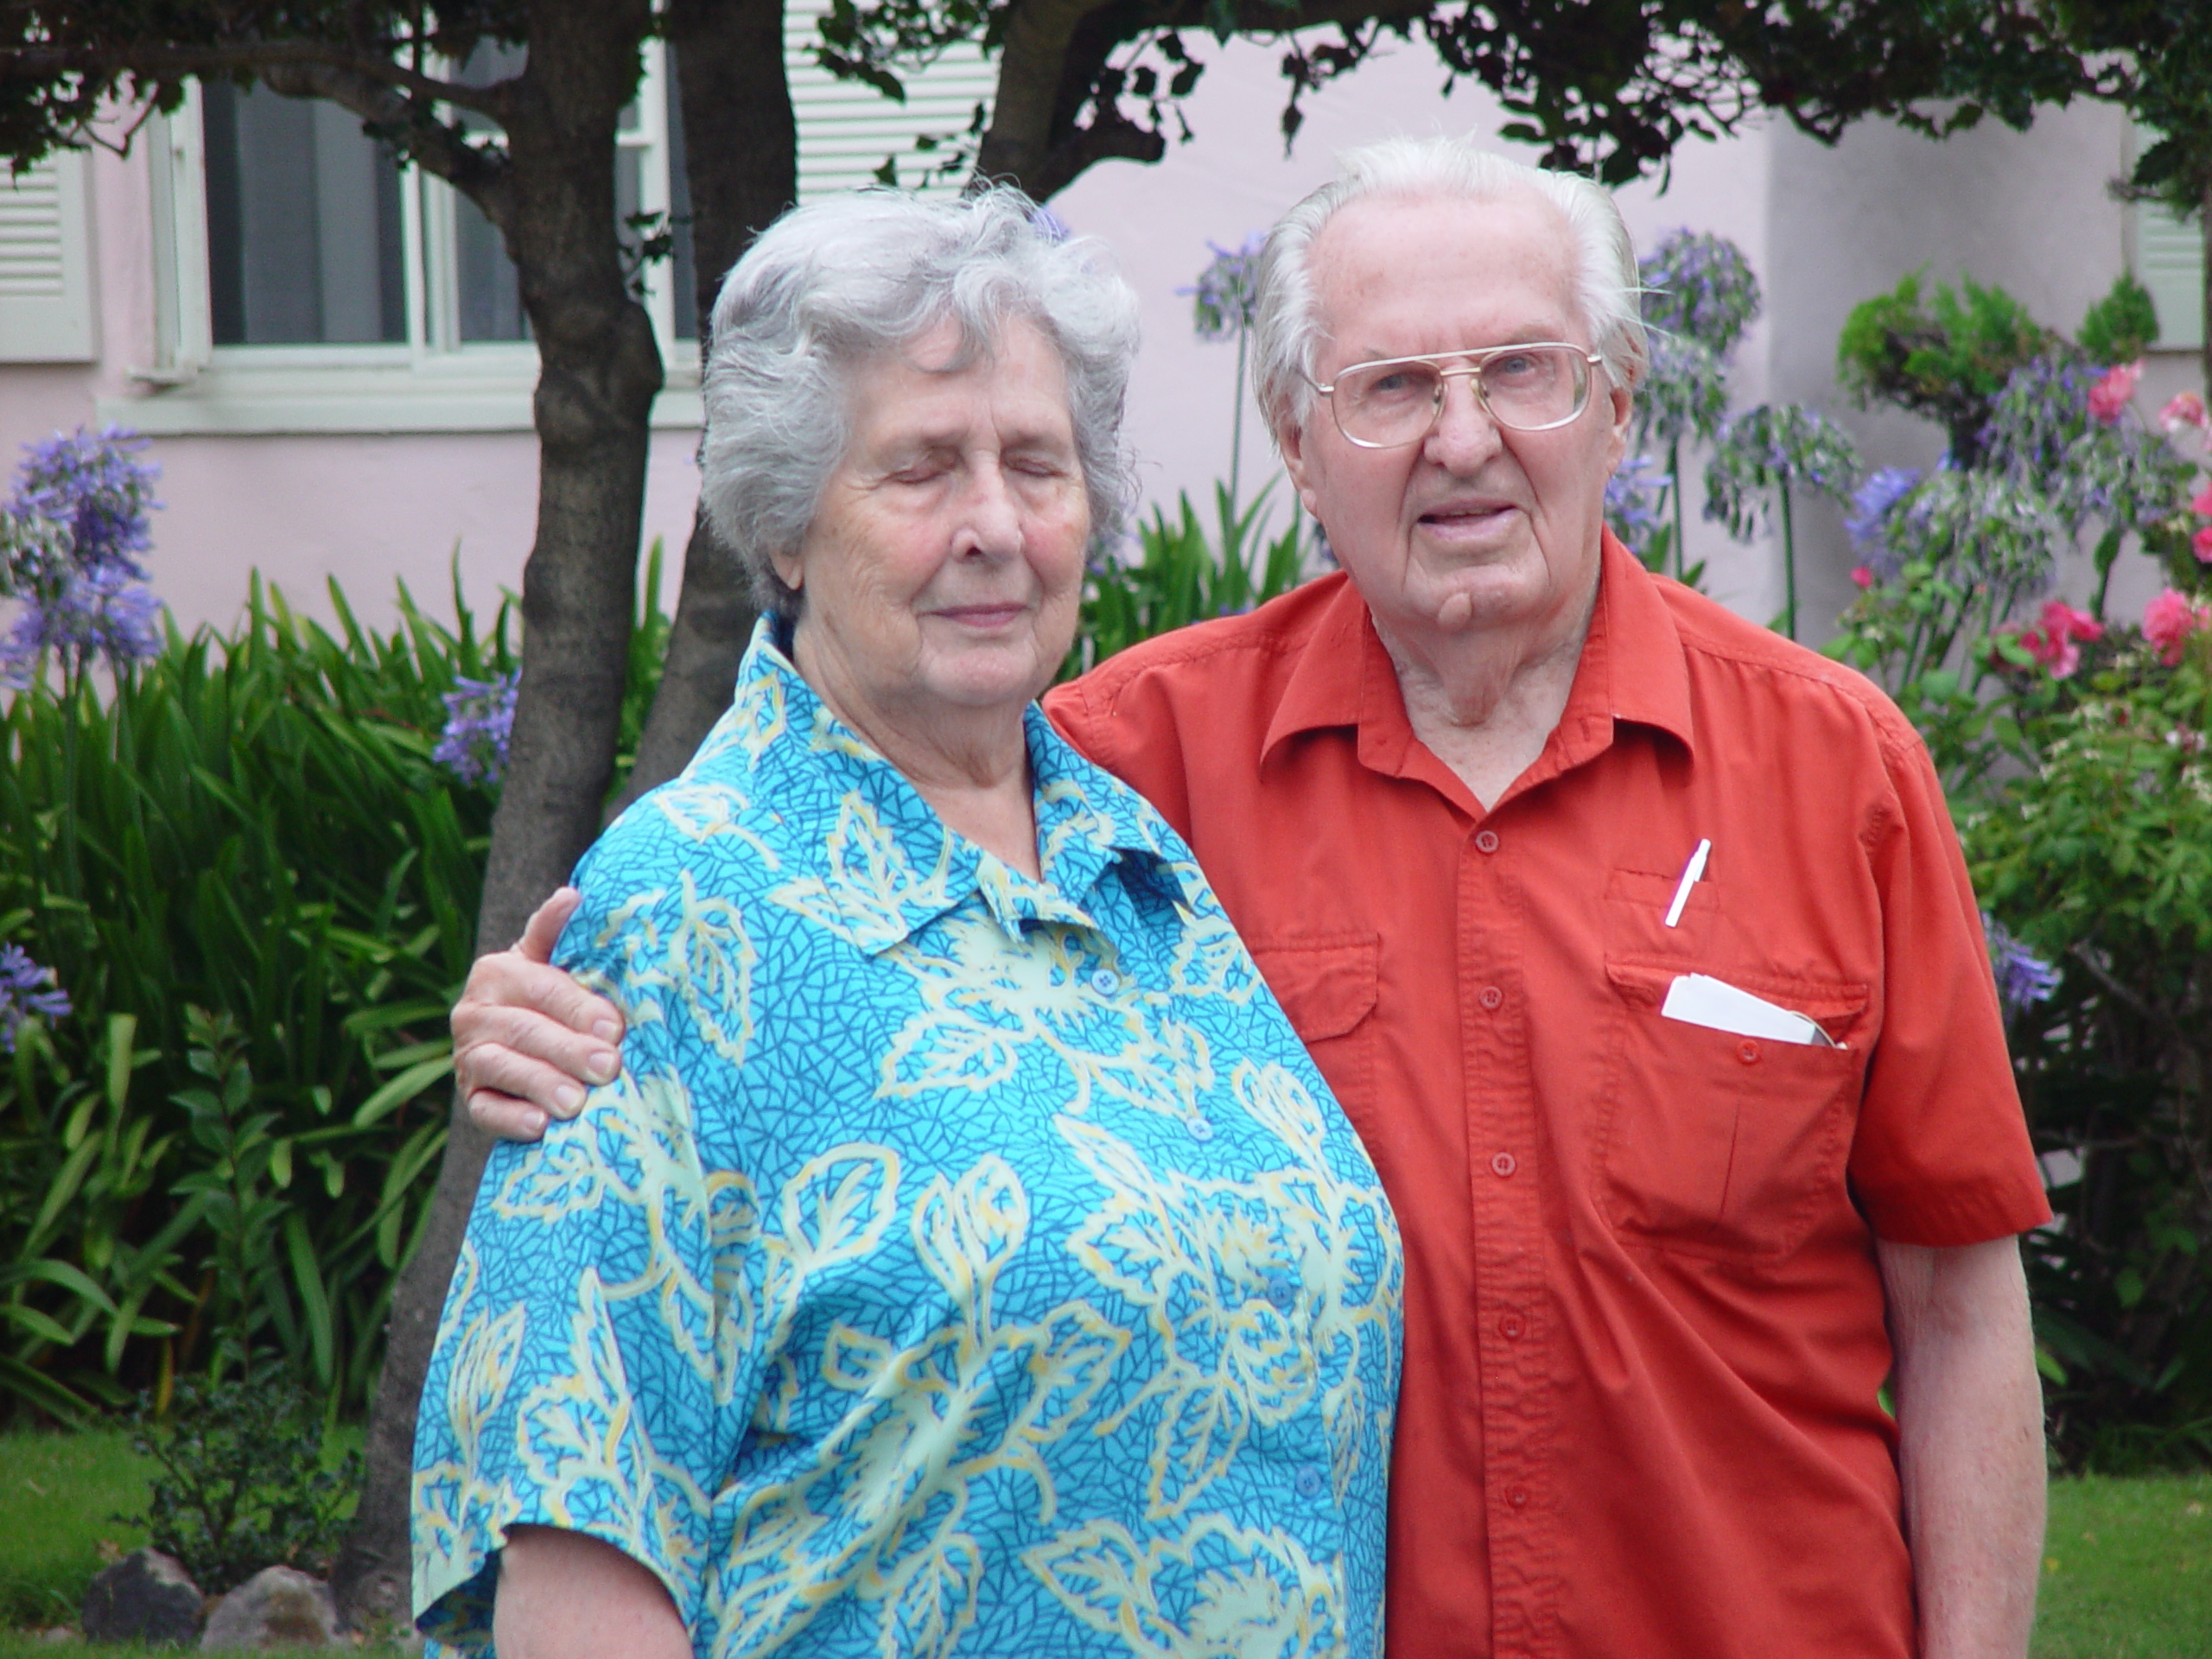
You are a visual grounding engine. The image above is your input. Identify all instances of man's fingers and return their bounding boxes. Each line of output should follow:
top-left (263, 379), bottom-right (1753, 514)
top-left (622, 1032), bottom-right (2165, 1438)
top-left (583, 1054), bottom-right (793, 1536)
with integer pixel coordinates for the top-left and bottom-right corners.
top-left (513, 887), bottom-right (585, 964)
top-left (467, 1090), bottom-right (551, 1144)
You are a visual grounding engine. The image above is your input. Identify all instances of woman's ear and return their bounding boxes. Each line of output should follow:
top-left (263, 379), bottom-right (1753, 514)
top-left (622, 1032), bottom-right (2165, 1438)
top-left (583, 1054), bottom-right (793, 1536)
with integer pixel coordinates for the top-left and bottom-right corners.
top-left (769, 544), bottom-right (804, 595)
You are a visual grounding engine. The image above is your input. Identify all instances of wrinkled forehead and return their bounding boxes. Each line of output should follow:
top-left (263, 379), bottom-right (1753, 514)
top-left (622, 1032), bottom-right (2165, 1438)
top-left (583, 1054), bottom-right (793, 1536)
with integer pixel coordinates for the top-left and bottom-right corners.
top-left (1307, 189), bottom-right (1582, 349)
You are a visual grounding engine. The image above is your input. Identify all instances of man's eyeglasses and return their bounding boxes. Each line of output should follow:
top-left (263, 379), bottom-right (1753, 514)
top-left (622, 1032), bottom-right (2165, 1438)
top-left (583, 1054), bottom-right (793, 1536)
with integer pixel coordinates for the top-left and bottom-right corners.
top-left (1310, 343), bottom-right (1605, 448)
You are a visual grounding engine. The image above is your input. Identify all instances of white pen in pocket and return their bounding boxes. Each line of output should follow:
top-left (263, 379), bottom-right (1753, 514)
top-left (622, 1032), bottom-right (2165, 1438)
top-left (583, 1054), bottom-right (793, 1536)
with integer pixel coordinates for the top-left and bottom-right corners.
top-left (1663, 838), bottom-right (1711, 928)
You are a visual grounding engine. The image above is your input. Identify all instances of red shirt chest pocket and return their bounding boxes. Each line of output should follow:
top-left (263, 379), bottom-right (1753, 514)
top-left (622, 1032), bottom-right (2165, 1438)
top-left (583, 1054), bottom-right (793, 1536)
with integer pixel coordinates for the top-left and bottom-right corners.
top-left (1249, 933), bottom-right (1381, 1134)
top-left (1594, 956), bottom-right (1870, 1259)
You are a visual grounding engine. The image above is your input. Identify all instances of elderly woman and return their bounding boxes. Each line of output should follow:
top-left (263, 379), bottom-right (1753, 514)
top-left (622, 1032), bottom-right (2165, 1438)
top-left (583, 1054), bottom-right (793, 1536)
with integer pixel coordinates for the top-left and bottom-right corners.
top-left (411, 188), bottom-right (1401, 1659)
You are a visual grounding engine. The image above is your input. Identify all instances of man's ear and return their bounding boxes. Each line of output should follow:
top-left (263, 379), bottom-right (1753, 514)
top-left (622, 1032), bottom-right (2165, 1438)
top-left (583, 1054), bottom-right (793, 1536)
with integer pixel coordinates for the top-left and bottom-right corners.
top-left (1601, 380), bottom-right (1633, 474)
top-left (1277, 414), bottom-right (1323, 521)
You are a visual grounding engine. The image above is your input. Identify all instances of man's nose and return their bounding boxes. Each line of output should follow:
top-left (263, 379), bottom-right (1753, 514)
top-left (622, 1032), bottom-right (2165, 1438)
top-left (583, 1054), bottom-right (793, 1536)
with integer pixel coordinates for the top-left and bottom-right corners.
top-left (1425, 372), bottom-right (1503, 472)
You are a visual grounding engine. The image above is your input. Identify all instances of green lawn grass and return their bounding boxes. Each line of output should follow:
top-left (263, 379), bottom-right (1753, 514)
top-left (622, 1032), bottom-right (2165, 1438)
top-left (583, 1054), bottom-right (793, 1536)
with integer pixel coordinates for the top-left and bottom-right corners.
top-left (2, 1427), bottom-right (2206, 1653)
top-left (2037, 1471), bottom-right (2212, 1658)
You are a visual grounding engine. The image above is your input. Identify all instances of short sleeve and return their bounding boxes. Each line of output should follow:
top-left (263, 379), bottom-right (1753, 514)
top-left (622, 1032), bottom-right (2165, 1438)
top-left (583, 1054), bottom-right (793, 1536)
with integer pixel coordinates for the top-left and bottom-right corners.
top-left (411, 846), bottom-right (755, 1651)
top-left (1846, 727), bottom-right (2051, 1244)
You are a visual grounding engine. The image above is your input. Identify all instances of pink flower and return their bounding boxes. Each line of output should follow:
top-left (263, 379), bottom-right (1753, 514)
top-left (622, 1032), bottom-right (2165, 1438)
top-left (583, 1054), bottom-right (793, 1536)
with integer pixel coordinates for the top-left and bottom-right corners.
top-left (1850, 564), bottom-right (1874, 589)
top-left (2143, 588), bottom-right (2212, 666)
top-left (2195, 484), bottom-right (2212, 519)
top-left (2195, 524), bottom-right (2212, 564)
top-left (2088, 360), bottom-right (2144, 425)
top-left (2012, 600), bottom-right (2104, 679)
top-left (2161, 391), bottom-right (2209, 433)
top-left (2039, 599), bottom-right (2104, 644)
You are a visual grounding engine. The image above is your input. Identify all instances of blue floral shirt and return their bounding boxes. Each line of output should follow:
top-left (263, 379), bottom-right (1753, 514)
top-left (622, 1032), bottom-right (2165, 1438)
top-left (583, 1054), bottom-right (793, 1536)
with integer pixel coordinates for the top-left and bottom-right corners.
top-left (412, 623), bottom-right (1402, 1659)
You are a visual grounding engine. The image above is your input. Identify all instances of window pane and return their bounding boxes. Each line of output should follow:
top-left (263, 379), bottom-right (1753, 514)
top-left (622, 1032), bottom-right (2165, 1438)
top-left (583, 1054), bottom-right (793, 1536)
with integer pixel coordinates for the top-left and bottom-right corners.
top-left (454, 190), bottom-right (529, 342)
top-left (664, 67), bottom-right (697, 342)
top-left (202, 80), bottom-right (404, 346)
top-left (449, 41), bottom-right (532, 343)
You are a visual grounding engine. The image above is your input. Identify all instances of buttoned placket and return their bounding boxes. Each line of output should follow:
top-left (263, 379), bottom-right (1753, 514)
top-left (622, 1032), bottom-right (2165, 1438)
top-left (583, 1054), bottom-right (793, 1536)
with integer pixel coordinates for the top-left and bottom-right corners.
top-left (1461, 809), bottom-right (1557, 1659)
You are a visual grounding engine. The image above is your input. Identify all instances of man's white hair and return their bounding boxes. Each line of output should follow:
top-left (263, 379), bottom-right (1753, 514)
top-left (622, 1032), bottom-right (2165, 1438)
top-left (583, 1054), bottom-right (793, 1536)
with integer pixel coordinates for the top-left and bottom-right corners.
top-left (1251, 137), bottom-right (1648, 435)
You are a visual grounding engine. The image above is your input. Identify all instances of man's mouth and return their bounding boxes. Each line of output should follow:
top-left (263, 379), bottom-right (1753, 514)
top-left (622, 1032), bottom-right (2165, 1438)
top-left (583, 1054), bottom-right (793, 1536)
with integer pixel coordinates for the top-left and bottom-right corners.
top-left (1418, 500), bottom-right (1514, 528)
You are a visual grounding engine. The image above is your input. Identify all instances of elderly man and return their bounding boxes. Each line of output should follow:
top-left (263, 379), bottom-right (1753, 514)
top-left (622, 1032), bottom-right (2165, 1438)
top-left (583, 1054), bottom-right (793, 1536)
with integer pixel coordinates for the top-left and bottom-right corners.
top-left (452, 139), bottom-right (2050, 1659)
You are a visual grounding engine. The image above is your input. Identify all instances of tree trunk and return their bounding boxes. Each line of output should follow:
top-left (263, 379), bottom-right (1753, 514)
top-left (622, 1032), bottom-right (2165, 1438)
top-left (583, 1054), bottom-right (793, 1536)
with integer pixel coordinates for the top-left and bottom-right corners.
top-left (617, 0), bottom-right (799, 809)
top-left (331, 0), bottom-right (663, 1631)
top-left (2201, 182), bottom-right (2210, 398)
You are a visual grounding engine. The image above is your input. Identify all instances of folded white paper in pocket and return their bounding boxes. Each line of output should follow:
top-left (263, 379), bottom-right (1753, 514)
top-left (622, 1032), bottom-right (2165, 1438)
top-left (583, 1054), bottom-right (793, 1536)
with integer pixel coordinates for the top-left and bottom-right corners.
top-left (1661, 973), bottom-right (1840, 1047)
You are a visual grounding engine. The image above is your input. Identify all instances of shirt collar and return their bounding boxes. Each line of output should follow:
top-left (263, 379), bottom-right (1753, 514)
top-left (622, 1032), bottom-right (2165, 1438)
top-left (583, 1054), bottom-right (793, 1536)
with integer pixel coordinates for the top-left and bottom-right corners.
top-left (687, 619), bottom-right (1191, 955)
top-left (1258, 531), bottom-right (1696, 780)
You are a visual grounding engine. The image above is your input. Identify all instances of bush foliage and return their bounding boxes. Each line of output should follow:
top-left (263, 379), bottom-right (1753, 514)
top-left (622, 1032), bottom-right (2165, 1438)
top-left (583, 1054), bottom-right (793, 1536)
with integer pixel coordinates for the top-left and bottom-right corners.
top-left (118, 1373), bottom-right (360, 1593)
top-left (0, 578), bottom-right (506, 1421)
top-left (1829, 274), bottom-right (2212, 1468)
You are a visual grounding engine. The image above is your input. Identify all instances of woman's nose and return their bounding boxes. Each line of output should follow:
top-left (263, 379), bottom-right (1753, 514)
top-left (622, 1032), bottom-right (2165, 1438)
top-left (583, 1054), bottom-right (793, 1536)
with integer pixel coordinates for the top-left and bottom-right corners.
top-left (956, 461), bottom-right (1024, 556)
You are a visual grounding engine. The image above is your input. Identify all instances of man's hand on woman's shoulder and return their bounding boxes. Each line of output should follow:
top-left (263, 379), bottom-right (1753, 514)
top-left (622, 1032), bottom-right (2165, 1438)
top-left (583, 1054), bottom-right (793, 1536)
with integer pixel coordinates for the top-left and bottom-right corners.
top-left (452, 887), bottom-right (627, 1142)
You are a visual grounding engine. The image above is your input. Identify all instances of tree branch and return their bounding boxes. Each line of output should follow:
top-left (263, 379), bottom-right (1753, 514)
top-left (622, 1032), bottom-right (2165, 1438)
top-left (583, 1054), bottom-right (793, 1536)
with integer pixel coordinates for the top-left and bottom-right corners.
top-left (0, 38), bottom-right (509, 121)
top-left (252, 57), bottom-right (511, 222)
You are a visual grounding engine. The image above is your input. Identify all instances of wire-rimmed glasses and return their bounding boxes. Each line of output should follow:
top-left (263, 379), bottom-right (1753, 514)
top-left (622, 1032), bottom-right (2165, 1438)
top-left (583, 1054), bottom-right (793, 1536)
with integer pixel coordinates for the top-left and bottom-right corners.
top-left (1310, 343), bottom-right (1605, 448)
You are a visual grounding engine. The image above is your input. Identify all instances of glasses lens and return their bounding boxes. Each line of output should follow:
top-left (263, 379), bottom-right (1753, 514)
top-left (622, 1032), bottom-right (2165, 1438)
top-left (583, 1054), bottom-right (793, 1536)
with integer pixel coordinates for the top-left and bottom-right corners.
top-left (1478, 346), bottom-right (1587, 430)
top-left (1332, 360), bottom-right (1445, 447)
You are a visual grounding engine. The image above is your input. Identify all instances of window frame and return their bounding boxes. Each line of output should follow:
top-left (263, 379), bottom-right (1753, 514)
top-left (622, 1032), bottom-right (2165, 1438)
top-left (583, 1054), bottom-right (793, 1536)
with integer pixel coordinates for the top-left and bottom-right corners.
top-left (99, 9), bottom-right (998, 436)
top-left (111, 50), bottom-right (702, 436)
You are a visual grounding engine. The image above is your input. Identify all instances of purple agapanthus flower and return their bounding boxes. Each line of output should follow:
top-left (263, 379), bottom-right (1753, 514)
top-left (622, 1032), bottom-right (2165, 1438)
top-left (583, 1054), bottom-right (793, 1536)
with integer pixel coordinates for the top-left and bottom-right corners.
top-left (435, 670), bottom-right (520, 786)
top-left (1844, 467), bottom-right (1923, 580)
top-left (2, 426), bottom-right (163, 683)
top-left (0, 944), bottom-right (70, 1052)
top-left (2, 561), bottom-right (164, 686)
top-left (9, 425), bottom-right (160, 582)
top-left (1605, 454), bottom-right (1670, 546)
top-left (1983, 912), bottom-right (2061, 1020)
top-left (1183, 233), bottom-right (1267, 340)
top-left (1639, 231), bottom-right (1763, 362)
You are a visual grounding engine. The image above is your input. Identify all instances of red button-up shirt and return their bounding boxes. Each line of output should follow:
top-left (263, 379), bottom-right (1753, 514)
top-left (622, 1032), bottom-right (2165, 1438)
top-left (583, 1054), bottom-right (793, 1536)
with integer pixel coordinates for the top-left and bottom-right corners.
top-left (1043, 535), bottom-right (2050, 1659)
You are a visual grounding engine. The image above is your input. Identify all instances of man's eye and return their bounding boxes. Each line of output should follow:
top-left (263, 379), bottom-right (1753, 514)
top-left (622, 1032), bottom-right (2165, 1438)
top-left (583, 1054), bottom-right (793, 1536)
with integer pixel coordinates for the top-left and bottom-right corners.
top-left (1487, 353), bottom-right (1540, 379)
top-left (1362, 369), bottom-right (1430, 399)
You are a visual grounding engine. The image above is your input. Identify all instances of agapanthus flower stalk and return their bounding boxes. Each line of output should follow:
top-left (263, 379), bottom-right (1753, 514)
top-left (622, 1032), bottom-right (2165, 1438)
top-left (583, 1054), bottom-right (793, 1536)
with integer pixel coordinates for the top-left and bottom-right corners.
top-left (0, 944), bottom-right (69, 1052)
top-left (434, 670), bottom-right (521, 786)
top-left (1981, 913), bottom-right (2060, 1020)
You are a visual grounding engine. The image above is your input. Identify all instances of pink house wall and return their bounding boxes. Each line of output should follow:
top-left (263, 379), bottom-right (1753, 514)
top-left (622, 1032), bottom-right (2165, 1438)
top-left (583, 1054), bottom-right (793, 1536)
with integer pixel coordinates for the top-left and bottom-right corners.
top-left (1, 42), bottom-right (2164, 647)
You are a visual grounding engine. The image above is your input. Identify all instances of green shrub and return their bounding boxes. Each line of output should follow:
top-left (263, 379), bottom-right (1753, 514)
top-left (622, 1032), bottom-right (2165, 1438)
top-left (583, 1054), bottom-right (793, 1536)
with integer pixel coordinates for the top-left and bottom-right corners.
top-left (0, 577), bottom-right (505, 1421)
top-left (1064, 484), bottom-right (1312, 679)
top-left (1827, 270), bottom-right (2212, 1468)
top-left (2079, 270), bottom-right (2162, 366)
top-left (1836, 270), bottom-right (2054, 464)
top-left (118, 1374), bottom-right (359, 1594)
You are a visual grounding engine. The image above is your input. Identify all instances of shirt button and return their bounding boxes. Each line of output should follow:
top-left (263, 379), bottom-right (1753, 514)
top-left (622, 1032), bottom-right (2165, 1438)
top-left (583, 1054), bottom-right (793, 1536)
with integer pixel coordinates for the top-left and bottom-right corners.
top-left (1262, 1272), bottom-right (1297, 1312)
top-left (1490, 1152), bottom-right (1517, 1178)
top-left (1479, 985), bottom-right (1503, 1012)
top-left (1507, 1486), bottom-right (1529, 1509)
top-left (1090, 968), bottom-right (1121, 995)
top-left (1474, 829), bottom-right (1500, 854)
top-left (1294, 1464), bottom-right (1327, 1499)
top-left (1498, 1313), bottom-right (1525, 1340)
top-left (1737, 1039), bottom-right (1761, 1065)
top-left (1185, 1116), bottom-right (1214, 1141)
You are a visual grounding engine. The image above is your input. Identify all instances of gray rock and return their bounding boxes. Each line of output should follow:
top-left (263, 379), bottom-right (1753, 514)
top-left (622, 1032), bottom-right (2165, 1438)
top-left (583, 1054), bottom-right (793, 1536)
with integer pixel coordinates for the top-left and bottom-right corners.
top-left (80, 1548), bottom-right (203, 1644)
top-left (199, 1566), bottom-right (342, 1650)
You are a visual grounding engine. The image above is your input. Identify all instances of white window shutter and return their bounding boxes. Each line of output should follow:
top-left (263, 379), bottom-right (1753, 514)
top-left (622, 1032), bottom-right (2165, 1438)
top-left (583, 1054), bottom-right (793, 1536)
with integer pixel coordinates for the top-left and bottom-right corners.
top-left (2140, 200), bottom-right (2204, 353)
top-left (785, 0), bottom-right (997, 200)
top-left (0, 149), bottom-right (96, 361)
